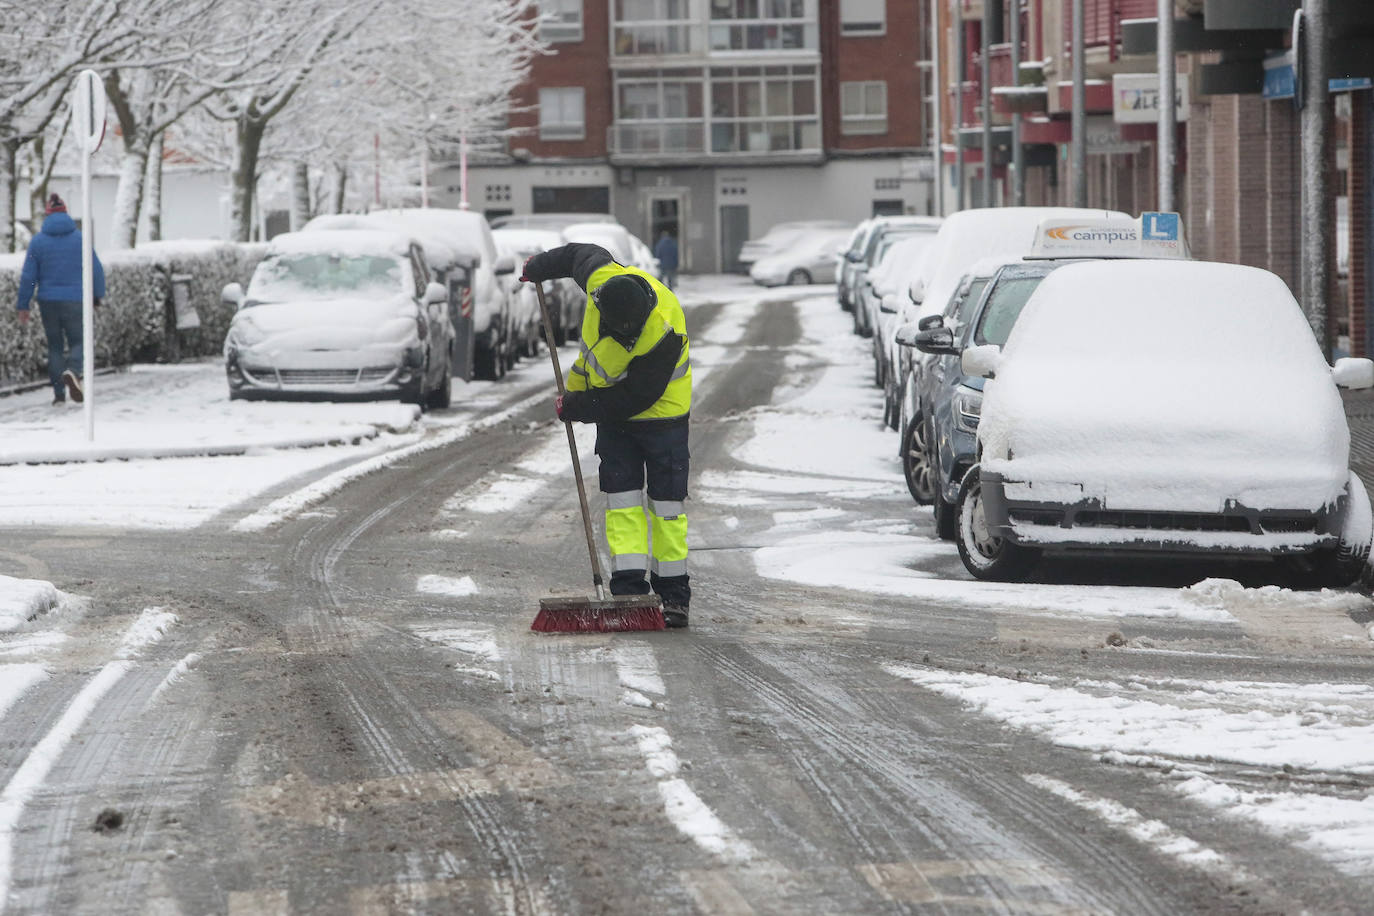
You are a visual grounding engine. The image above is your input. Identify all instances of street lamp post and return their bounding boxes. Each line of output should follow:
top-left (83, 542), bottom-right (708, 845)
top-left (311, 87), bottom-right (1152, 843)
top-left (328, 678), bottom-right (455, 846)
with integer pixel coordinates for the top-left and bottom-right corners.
top-left (1299, 2), bottom-right (1332, 355)
top-left (1010, 0), bottom-right (1024, 205)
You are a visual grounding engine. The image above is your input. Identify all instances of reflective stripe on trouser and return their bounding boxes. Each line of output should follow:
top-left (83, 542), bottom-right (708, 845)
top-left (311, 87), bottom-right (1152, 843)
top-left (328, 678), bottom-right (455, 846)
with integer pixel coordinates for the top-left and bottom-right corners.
top-left (605, 490), bottom-right (649, 574)
top-left (649, 498), bottom-right (687, 578)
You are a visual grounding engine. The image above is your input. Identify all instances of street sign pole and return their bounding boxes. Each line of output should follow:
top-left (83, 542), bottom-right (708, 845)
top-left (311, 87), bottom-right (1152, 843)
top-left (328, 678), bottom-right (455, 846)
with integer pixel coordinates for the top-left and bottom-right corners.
top-left (73, 69), bottom-right (105, 442)
top-left (930, 0), bottom-right (944, 216)
top-left (1157, 0), bottom-right (1176, 211)
top-left (1298, 2), bottom-right (1332, 356)
top-left (1071, 0), bottom-right (1087, 207)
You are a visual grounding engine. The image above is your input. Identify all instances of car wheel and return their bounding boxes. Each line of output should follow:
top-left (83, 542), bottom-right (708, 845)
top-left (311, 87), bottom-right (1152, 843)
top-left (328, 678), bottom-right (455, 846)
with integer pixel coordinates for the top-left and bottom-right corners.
top-left (474, 344), bottom-right (502, 380)
top-left (1290, 474), bottom-right (1373, 588)
top-left (872, 335), bottom-right (885, 389)
top-left (956, 465), bottom-right (1039, 581)
top-left (787, 269), bottom-right (811, 285)
top-left (901, 416), bottom-right (936, 505)
top-left (553, 317), bottom-right (568, 348)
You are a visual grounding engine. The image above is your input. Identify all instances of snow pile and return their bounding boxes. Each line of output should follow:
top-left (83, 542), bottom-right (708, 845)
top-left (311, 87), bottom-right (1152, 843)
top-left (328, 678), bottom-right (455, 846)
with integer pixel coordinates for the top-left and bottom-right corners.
top-left (1182, 578), bottom-right (1371, 616)
top-left (980, 261), bottom-right (1349, 513)
top-left (0, 576), bottom-right (66, 632)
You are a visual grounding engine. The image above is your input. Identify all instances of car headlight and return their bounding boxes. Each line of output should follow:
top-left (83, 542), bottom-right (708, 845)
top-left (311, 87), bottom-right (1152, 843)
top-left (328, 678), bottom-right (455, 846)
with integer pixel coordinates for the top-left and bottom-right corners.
top-left (953, 385), bottom-right (982, 433)
top-left (226, 317), bottom-right (266, 349)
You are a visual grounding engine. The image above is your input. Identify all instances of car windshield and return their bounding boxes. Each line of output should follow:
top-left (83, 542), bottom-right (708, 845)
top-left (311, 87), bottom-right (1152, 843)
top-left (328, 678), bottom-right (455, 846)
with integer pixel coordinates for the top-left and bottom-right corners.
top-left (247, 254), bottom-right (406, 305)
top-left (975, 275), bottom-right (1048, 346)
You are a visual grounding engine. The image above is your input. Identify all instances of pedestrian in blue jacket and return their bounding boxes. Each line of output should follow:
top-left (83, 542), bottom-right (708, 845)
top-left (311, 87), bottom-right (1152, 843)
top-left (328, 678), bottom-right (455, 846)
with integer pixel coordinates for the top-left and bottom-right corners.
top-left (653, 231), bottom-right (679, 289)
top-left (16, 194), bottom-right (105, 405)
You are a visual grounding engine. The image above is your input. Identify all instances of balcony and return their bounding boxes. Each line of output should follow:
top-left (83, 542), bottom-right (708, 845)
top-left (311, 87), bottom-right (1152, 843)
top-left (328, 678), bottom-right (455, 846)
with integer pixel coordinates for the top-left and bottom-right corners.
top-left (607, 120), bottom-right (823, 164)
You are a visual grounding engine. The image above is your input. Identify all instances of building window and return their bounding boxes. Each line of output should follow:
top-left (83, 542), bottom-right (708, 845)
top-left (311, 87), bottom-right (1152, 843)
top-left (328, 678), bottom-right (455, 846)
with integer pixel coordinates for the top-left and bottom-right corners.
top-left (539, 0), bottom-right (583, 42)
top-left (841, 80), bottom-right (887, 135)
top-left (709, 0), bottom-right (817, 52)
top-left (709, 64), bottom-right (820, 153)
top-left (839, 0), bottom-right (884, 36)
top-left (613, 70), bottom-right (708, 153)
top-left (613, 0), bottom-right (696, 56)
top-left (539, 87), bottom-right (586, 141)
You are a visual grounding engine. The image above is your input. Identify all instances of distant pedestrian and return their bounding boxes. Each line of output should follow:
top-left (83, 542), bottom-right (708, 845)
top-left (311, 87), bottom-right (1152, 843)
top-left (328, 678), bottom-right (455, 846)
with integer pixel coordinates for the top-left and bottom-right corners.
top-left (15, 194), bottom-right (105, 406)
top-left (653, 231), bottom-right (679, 289)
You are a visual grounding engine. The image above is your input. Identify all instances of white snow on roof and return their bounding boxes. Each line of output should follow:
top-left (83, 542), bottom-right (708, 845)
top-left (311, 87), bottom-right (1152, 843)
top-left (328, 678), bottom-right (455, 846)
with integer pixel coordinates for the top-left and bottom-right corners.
top-left (981, 260), bottom-right (1348, 512)
top-left (914, 207), bottom-right (1129, 318)
top-left (269, 228), bottom-right (411, 258)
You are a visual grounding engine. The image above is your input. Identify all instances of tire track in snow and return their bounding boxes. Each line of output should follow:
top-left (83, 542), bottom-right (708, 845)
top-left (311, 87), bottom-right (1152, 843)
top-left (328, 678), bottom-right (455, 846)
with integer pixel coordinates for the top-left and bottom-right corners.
top-left (0, 609), bottom-right (176, 908)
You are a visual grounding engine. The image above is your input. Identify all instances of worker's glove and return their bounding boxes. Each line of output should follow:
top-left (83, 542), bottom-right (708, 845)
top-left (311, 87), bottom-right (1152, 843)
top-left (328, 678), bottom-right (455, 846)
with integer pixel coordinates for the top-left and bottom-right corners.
top-left (554, 395), bottom-right (565, 421)
top-left (520, 257), bottom-right (538, 284)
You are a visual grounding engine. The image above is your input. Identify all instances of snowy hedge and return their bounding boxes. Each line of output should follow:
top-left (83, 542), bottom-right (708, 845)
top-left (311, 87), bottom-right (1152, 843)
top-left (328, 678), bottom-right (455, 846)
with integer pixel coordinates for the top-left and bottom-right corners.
top-left (0, 241), bottom-right (265, 388)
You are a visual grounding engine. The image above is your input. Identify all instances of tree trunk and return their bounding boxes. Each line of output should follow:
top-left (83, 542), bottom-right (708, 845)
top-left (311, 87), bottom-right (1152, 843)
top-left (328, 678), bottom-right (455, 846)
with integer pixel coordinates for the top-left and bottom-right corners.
top-left (110, 142), bottom-right (149, 249)
top-left (145, 133), bottom-right (164, 242)
top-left (231, 117), bottom-right (265, 243)
top-left (28, 137), bottom-right (46, 226)
top-left (290, 161), bottom-right (310, 230)
top-left (0, 139), bottom-right (18, 254)
top-left (331, 162), bottom-right (348, 215)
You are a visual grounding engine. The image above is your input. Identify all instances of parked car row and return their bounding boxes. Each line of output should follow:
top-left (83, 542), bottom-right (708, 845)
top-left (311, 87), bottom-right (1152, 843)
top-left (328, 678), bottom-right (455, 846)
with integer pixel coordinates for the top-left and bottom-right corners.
top-left (838, 207), bottom-right (1374, 588)
top-left (221, 210), bottom-right (659, 407)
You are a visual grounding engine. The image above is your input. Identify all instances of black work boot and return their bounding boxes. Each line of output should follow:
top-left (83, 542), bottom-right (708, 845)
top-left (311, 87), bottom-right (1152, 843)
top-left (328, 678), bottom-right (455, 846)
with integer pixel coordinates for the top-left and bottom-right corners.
top-left (663, 605), bottom-right (689, 628)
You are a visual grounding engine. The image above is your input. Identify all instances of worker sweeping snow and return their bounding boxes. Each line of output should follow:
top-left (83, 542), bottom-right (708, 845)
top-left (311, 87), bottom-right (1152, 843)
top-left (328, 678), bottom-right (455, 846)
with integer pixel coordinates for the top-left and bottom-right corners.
top-left (522, 242), bottom-right (693, 628)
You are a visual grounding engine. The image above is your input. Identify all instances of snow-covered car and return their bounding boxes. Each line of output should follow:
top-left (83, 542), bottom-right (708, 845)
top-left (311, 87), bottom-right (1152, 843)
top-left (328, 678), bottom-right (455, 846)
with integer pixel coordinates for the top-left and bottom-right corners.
top-left (851, 216), bottom-right (943, 337)
top-left (492, 227), bottom-right (584, 346)
top-left (836, 220), bottom-right (874, 310)
top-left (868, 232), bottom-right (940, 420)
top-left (737, 219), bottom-right (851, 267)
top-left (893, 207), bottom-right (1130, 504)
top-left (221, 229), bottom-right (455, 407)
top-left (493, 237), bottom-right (543, 361)
top-left (748, 227), bottom-right (853, 286)
top-left (957, 259), bottom-right (1374, 585)
top-left (305, 209), bottom-right (517, 380)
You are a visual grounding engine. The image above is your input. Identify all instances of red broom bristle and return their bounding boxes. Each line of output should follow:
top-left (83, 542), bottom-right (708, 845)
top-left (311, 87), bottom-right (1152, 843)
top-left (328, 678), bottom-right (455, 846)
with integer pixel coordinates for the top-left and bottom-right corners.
top-left (530, 603), bottom-right (666, 633)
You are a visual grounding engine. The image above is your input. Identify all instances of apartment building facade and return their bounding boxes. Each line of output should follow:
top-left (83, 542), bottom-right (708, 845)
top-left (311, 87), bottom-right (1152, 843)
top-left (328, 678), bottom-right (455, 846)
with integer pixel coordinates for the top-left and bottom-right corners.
top-left (432, 0), bottom-right (933, 272)
top-left (942, 0), bottom-right (1374, 355)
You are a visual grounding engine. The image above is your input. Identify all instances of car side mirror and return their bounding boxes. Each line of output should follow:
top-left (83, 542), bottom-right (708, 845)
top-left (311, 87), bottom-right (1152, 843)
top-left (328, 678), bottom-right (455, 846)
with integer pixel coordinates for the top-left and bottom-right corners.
top-left (424, 281), bottom-right (448, 305)
top-left (895, 321), bottom-right (921, 348)
top-left (907, 277), bottom-right (926, 304)
top-left (879, 294), bottom-right (899, 314)
top-left (915, 327), bottom-right (957, 355)
top-left (962, 344), bottom-right (1003, 379)
top-left (917, 314), bottom-right (944, 332)
top-left (1333, 356), bottom-right (1374, 389)
top-left (846, 251), bottom-right (862, 263)
top-left (222, 282), bottom-right (245, 308)
top-left (494, 254), bottom-right (516, 276)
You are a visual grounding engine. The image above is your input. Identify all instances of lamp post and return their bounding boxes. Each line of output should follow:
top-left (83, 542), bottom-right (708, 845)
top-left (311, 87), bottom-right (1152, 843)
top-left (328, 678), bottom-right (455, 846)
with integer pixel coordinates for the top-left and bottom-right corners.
top-left (1071, 0), bottom-right (1087, 207)
top-left (1157, 0), bottom-right (1176, 211)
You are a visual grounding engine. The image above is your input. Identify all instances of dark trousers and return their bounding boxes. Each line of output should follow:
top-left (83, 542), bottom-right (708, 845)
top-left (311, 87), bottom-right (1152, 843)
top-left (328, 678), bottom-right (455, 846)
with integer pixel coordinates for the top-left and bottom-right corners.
top-left (595, 419), bottom-right (691, 608)
top-left (37, 300), bottom-right (82, 399)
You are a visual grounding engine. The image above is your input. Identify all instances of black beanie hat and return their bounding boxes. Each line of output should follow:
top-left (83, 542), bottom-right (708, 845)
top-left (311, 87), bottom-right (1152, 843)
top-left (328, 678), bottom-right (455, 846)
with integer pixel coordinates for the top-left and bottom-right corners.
top-left (596, 275), bottom-right (656, 344)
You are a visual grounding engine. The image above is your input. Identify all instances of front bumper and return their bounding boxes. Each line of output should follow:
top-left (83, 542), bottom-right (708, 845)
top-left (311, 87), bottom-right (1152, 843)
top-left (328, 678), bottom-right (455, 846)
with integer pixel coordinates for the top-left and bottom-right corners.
top-left (979, 469), bottom-right (1344, 556)
top-left (226, 344), bottom-right (423, 399)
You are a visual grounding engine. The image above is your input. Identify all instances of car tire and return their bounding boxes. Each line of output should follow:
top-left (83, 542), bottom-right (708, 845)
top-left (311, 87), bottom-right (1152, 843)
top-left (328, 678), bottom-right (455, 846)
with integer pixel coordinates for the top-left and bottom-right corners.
top-left (787, 269), bottom-right (811, 285)
top-left (901, 416), bottom-right (936, 505)
top-left (474, 343), bottom-right (505, 381)
top-left (1292, 474), bottom-right (1373, 588)
top-left (553, 317), bottom-right (568, 348)
top-left (956, 465), bottom-right (1039, 581)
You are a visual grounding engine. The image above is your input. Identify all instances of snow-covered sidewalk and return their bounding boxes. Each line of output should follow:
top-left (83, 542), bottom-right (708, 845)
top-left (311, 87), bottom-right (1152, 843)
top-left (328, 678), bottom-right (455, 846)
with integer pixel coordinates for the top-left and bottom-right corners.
top-left (0, 363), bottom-right (419, 464)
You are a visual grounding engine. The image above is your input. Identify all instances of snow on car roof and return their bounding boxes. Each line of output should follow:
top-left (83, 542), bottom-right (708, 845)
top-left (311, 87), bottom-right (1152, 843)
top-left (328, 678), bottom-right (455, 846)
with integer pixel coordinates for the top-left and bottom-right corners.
top-left (913, 207), bottom-right (1130, 318)
top-left (267, 229), bottom-right (411, 259)
top-left (365, 209), bottom-right (490, 265)
top-left (564, 223), bottom-right (632, 262)
top-left (492, 228), bottom-right (565, 254)
top-left (981, 259), bottom-right (1346, 513)
top-left (871, 233), bottom-right (940, 286)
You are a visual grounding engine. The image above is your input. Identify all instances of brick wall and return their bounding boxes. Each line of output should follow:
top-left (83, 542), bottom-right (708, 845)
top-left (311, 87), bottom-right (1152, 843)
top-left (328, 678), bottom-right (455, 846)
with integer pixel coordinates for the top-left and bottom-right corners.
top-left (1235, 95), bottom-right (1270, 271)
top-left (1185, 96), bottom-right (1213, 262)
top-left (508, 0), bottom-right (613, 160)
top-left (827, 0), bottom-right (925, 151)
top-left (1264, 100), bottom-right (1300, 295)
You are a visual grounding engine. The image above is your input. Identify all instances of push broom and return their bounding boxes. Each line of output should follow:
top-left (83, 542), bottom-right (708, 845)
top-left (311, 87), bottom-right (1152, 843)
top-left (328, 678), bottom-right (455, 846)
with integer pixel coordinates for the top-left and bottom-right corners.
top-left (529, 281), bottom-right (665, 633)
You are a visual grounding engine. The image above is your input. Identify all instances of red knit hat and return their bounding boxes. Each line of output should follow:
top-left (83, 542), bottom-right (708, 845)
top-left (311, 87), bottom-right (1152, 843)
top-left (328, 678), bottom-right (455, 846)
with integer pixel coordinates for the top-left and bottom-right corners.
top-left (45, 194), bottom-right (66, 215)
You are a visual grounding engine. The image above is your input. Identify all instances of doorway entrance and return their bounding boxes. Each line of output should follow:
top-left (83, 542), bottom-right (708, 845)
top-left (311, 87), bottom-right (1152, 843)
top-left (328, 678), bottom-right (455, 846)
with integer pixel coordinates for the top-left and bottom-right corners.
top-left (647, 193), bottom-right (685, 270)
top-left (719, 204), bottom-right (749, 273)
